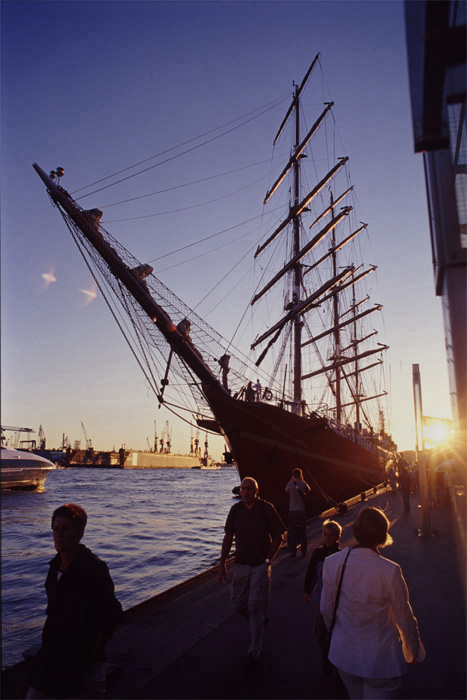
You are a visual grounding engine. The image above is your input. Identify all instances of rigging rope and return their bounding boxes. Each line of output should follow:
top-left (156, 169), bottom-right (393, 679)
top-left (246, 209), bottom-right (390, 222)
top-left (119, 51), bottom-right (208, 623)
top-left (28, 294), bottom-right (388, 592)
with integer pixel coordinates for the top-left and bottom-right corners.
top-left (98, 158), bottom-right (278, 210)
top-left (193, 238), bottom-right (258, 314)
top-left (60, 205), bottom-right (229, 421)
top-left (277, 408), bottom-right (337, 508)
top-left (101, 171), bottom-right (270, 222)
top-left (60, 211), bottom-right (162, 396)
top-left (271, 325), bottom-right (292, 385)
top-left (117, 280), bottom-right (161, 393)
top-left (74, 96), bottom-right (288, 200)
top-left (158, 399), bottom-right (223, 438)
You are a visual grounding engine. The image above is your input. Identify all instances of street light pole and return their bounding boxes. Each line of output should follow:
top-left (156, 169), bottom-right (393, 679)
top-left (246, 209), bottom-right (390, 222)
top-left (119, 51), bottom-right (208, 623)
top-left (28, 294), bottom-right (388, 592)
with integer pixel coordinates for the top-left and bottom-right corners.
top-left (412, 363), bottom-right (432, 537)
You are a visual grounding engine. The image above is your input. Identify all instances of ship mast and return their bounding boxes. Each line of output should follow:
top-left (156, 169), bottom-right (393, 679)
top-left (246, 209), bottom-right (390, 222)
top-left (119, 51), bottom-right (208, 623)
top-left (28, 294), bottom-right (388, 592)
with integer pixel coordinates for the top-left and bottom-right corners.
top-left (352, 275), bottom-right (360, 427)
top-left (251, 55), bottom-right (388, 426)
top-left (330, 193), bottom-right (342, 422)
top-left (292, 81), bottom-right (302, 411)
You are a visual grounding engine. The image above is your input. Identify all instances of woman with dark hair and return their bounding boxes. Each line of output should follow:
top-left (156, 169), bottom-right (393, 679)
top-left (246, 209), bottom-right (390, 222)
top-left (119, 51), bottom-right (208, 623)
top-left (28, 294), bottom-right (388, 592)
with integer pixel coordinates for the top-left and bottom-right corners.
top-left (26, 504), bottom-right (123, 699)
top-left (320, 506), bottom-right (425, 699)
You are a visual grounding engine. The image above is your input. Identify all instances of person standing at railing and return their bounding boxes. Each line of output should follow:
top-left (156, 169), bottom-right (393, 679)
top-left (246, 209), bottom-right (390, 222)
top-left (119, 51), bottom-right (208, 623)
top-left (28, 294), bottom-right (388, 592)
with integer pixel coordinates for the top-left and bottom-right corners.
top-left (285, 468), bottom-right (311, 557)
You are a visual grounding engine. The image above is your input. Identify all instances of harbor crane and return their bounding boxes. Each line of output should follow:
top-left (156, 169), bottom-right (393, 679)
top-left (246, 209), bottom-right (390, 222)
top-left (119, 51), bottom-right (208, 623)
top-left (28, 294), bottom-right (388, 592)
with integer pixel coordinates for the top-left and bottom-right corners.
top-left (1, 425), bottom-right (34, 432)
top-left (159, 421), bottom-right (171, 453)
top-left (159, 423), bottom-right (165, 453)
top-left (61, 434), bottom-right (71, 449)
top-left (38, 425), bottom-right (46, 450)
top-left (1, 425), bottom-right (34, 448)
top-left (80, 422), bottom-right (93, 450)
top-left (193, 430), bottom-right (200, 457)
top-left (166, 425), bottom-right (172, 454)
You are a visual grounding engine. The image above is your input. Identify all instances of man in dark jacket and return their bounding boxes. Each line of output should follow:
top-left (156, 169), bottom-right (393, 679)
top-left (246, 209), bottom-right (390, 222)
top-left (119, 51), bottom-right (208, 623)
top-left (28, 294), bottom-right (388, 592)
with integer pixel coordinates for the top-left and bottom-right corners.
top-left (218, 477), bottom-right (285, 669)
top-left (27, 503), bottom-right (123, 699)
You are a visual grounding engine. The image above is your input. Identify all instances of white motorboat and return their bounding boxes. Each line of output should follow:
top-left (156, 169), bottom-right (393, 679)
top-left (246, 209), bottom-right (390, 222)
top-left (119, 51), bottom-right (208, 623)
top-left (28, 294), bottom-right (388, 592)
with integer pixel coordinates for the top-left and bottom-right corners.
top-left (1, 445), bottom-right (56, 490)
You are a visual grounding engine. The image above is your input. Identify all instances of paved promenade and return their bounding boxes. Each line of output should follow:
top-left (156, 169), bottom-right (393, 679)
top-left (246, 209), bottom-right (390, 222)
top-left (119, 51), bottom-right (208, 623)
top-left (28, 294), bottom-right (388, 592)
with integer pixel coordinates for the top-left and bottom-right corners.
top-left (104, 486), bottom-right (465, 700)
top-left (2, 485), bottom-right (465, 699)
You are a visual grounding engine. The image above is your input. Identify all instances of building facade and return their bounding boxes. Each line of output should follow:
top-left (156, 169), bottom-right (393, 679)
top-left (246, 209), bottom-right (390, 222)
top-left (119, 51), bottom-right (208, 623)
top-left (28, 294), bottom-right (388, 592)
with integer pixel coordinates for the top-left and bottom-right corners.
top-left (405, 0), bottom-right (466, 446)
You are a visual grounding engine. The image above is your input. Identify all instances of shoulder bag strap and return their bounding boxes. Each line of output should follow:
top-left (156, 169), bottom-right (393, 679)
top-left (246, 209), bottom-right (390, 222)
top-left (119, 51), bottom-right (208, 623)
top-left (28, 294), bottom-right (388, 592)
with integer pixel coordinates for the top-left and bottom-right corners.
top-left (328, 548), bottom-right (351, 635)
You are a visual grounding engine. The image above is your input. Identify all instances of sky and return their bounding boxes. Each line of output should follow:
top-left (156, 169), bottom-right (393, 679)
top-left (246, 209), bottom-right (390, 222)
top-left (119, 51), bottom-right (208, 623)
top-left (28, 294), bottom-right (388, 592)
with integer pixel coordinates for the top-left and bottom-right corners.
top-left (1, 0), bottom-right (452, 460)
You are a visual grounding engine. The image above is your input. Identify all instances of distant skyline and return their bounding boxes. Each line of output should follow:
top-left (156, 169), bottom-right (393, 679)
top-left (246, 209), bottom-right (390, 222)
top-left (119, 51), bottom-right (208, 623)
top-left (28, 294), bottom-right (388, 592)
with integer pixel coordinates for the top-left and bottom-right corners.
top-left (1, 1), bottom-right (452, 459)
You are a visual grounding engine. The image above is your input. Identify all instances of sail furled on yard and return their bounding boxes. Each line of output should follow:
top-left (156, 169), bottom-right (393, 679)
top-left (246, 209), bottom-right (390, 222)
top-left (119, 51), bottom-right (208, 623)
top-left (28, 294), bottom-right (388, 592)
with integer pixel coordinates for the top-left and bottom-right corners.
top-left (251, 58), bottom-right (387, 429)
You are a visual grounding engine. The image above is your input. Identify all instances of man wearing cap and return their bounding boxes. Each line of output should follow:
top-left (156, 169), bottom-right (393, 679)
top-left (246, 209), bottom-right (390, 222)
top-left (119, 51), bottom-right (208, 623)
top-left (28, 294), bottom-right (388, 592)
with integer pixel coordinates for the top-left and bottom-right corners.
top-left (218, 477), bottom-right (285, 670)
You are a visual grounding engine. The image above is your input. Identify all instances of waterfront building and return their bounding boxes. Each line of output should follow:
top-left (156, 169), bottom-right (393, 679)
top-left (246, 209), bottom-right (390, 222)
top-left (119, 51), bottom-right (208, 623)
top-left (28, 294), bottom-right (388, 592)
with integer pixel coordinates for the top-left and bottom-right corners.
top-left (405, 0), bottom-right (467, 446)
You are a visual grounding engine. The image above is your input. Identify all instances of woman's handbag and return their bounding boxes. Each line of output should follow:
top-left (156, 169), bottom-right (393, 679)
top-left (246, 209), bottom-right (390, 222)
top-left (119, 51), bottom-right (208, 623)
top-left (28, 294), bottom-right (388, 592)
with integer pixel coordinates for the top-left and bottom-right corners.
top-left (323, 548), bottom-right (351, 673)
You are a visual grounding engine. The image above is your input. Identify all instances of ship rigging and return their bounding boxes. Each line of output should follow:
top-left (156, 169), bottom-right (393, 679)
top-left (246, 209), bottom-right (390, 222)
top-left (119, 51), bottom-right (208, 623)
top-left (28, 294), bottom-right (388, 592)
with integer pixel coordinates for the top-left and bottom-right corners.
top-left (34, 54), bottom-right (395, 518)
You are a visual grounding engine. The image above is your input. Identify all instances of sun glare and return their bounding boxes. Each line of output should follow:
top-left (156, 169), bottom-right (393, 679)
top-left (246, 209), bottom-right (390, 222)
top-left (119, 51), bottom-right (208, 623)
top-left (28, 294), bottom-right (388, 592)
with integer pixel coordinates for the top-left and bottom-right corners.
top-left (423, 417), bottom-right (452, 446)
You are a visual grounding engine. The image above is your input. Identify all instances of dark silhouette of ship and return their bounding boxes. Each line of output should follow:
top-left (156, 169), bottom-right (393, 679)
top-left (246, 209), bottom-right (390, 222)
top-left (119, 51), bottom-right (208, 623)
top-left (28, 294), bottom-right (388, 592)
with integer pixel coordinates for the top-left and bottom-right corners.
top-left (34, 56), bottom-right (395, 519)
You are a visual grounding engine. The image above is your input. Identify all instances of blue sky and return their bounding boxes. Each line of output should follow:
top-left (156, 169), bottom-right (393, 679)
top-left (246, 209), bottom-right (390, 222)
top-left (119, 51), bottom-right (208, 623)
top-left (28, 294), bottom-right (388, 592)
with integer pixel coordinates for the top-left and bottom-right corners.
top-left (1, 1), bottom-right (451, 457)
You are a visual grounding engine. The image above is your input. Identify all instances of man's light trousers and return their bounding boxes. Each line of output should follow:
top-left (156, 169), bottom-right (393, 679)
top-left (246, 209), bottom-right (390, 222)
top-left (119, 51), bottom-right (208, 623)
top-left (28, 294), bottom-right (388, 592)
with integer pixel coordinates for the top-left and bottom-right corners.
top-left (230, 562), bottom-right (271, 660)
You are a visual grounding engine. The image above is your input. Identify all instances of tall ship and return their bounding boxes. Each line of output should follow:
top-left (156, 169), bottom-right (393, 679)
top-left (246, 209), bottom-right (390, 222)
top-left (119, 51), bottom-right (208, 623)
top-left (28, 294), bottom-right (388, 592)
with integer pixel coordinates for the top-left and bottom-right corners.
top-left (34, 55), bottom-right (395, 519)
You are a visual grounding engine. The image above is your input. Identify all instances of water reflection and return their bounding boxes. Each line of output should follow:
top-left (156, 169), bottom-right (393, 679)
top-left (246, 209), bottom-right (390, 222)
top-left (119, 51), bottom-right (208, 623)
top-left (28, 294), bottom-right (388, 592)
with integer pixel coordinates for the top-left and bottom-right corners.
top-left (2, 466), bottom-right (239, 669)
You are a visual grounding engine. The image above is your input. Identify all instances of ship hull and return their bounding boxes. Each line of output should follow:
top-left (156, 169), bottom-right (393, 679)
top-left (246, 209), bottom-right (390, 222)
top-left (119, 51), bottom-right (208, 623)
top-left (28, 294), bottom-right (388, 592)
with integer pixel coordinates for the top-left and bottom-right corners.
top-left (67, 449), bottom-right (201, 469)
top-left (67, 450), bottom-right (121, 467)
top-left (1, 447), bottom-right (55, 490)
top-left (123, 451), bottom-right (201, 469)
top-left (202, 387), bottom-right (386, 521)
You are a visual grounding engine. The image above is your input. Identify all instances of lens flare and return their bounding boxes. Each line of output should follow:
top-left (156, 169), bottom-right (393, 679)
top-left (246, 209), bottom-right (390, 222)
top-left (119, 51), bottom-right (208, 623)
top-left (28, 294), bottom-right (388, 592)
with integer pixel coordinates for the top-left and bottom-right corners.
top-left (79, 286), bottom-right (97, 304)
top-left (42, 270), bottom-right (57, 288)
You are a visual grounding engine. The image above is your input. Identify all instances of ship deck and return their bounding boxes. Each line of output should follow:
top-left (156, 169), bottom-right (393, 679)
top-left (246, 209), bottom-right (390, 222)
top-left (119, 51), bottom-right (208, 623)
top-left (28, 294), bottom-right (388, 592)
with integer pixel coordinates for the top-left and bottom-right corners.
top-left (2, 486), bottom-right (465, 699)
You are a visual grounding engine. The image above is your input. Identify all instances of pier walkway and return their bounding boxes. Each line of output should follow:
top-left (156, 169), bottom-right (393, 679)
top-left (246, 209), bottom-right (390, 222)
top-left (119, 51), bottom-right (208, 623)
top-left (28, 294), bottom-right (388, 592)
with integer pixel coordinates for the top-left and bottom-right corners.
top-left (2, 486), bottom-right (465, 699)
top-left (103, 487), bottom-right (465, 700)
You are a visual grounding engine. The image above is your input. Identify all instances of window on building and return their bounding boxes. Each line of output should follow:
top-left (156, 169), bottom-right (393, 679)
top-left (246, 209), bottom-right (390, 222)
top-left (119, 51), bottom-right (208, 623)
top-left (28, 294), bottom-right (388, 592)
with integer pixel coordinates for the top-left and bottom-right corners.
top-left (447, 99), bottom-right (467, 248)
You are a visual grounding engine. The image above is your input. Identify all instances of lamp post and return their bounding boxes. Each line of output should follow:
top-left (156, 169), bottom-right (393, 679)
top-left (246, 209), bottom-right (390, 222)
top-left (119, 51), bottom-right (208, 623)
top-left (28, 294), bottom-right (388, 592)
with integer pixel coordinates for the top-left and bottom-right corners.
top-left (412, 364), bottom-right (432, 537)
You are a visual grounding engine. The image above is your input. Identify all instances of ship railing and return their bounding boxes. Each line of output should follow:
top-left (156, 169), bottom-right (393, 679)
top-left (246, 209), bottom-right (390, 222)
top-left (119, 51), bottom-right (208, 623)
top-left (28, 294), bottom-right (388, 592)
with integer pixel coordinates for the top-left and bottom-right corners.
top-left (328, 418), bottom-right (350, 439)
top-left (328, 418), bottom-right (380, 455)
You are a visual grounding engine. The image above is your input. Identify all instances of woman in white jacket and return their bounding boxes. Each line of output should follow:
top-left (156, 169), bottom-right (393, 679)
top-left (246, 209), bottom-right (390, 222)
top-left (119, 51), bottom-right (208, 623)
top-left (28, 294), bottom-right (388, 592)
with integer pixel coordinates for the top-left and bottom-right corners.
top-left (320, 507), bottom-right (425, 699)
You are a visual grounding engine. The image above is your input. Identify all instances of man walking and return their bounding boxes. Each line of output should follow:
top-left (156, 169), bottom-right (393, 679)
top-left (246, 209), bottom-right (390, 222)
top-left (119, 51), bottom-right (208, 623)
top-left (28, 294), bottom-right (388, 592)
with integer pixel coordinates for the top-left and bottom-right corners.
top-left (218, 477), bottom-right (285, 670)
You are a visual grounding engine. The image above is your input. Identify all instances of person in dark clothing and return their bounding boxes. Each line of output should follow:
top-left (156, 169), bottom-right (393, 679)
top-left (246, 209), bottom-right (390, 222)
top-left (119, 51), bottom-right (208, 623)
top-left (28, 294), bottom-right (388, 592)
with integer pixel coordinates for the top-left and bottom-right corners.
top-left (398, 468), bottom-right (411, 511)
top-left (26, 504), bottom-right (123, 699)
top-left (285, 468), bottom-right (310, 557)
top-left (245, 382), bottom-right (256, 402)
top-left (304, 520), bottom-right (342, 652)
top-left (218, 477), bottom-right (285, 669)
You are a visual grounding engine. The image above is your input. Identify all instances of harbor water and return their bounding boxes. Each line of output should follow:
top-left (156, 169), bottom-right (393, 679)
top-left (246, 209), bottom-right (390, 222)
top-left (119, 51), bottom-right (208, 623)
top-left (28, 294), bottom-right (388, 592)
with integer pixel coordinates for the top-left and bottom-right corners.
top-left (1, 465), bottom-right (240, 670)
